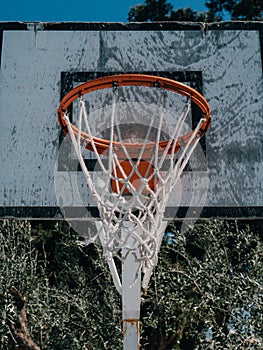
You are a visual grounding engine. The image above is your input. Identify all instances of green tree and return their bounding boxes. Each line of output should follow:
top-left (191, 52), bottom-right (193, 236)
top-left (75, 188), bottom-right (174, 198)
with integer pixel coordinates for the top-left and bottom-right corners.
top-left (231, 0), bottom-right (263, 20)
top-left (169, 7), bottom-right (207, 22)
top-left (0, 220), bottom-right (262, 349)
top-left (204, 0), bottom-right (230, 21)
top-left (205, 0), bottom-right (262, 21)
top-left (142, 220), bottom-right (263, 349)
top-left (128, 0), bottom-right (208, 22)
top-left (128, 0), bottom-right (262, 22)
top-left (0, 221), bottom-right (122, 350)
top-left (128, 0), bottom-right (173, 22)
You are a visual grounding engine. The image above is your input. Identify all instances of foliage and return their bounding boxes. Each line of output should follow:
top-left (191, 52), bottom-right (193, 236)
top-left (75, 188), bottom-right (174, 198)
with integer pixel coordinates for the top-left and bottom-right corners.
top-left (205, 0), bottom-right (262, 21)
top-left (231, 0), bottom-right (263, 20)
top-left (0, 220), bottom-right (262, 349)
top-left (128, 0), bottom-right (173, 22)
top-left (169, 8), bottom-right (207, 22)
top-left (128, 0), bottom-right (207, 22)
top-left (140, 220), bottom-right (263, 349)
top-left (0, 220), bottom-right (121, 350)
top-left (127, 0), bottom-right (263, 22)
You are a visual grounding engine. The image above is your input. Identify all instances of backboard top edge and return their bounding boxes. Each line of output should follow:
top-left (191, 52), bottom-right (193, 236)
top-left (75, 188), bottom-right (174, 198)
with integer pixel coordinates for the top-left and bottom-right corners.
top-left (0, 21), bottom-right (262, 32)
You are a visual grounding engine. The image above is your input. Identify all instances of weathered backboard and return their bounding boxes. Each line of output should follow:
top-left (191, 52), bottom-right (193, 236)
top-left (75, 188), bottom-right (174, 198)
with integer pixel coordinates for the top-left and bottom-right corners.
top-left (0, 22), bottom-right (262, 221)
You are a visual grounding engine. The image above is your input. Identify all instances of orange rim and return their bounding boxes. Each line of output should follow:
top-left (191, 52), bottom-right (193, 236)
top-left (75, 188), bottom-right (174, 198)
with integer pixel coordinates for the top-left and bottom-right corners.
top-left (58, 74), bottom-right (211, 157)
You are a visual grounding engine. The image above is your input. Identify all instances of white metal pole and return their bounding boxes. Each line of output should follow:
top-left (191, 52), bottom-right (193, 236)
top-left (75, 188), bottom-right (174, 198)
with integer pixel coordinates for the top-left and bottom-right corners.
top-left (122, 222), bottom-right (141, 350)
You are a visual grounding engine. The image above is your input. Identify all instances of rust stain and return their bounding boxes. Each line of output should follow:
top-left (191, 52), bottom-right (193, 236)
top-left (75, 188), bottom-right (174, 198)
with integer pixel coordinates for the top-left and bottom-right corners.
top-left (122, 319), bottom-right (140, 349)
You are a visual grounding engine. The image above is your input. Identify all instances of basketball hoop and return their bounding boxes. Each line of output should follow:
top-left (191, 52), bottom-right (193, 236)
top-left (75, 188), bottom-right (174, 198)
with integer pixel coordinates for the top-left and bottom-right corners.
top-left (57, 74), bottom-right (211, 349)
top-left (58, 74), bottom-right (210, 158)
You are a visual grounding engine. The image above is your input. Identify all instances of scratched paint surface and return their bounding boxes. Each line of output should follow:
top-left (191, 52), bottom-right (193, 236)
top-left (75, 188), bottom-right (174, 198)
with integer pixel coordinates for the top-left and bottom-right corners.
top-left (0, 23), bottom-right (262, 216)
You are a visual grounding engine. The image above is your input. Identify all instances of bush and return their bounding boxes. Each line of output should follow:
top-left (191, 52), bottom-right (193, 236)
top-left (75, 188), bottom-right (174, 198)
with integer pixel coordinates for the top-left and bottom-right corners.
top-left (140, 220), bottom-right (263, 349)
top-left (0, 220), bottom-right (121, 350)
top-left (0, 219), bottom-right (262, 349)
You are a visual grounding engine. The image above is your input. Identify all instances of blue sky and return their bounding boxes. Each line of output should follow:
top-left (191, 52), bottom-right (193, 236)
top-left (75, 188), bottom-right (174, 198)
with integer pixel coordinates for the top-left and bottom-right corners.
top-left (1, 0), bottom-right (208, 22)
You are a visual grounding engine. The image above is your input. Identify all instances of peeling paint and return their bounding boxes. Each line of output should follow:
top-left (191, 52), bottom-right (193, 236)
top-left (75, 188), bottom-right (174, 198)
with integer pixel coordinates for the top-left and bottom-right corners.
top-left (0, 22), bottom-right (262, 218)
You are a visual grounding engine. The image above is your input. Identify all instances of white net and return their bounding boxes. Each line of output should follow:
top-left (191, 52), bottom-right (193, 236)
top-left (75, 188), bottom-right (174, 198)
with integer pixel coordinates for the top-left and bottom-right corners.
top-left (62, 85), bottom-right (206, 277)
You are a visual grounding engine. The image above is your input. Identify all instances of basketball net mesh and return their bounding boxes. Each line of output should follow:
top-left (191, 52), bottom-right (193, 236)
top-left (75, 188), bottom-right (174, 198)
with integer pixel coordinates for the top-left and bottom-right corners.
top-left (63, 89), bottom-right (205, 279)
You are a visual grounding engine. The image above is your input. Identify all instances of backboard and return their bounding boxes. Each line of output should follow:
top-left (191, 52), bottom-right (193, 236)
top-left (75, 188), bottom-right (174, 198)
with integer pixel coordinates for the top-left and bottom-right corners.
top-left (0, 21), bottom-right (262, 221)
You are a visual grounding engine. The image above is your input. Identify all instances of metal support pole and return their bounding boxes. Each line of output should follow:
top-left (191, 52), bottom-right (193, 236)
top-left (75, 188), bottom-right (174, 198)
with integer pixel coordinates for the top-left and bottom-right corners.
top-left (122, 223), bottom-right (141, 350)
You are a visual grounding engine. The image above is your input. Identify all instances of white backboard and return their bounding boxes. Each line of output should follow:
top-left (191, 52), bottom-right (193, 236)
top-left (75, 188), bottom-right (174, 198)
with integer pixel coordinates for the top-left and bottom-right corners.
top-left (0, 21), bottom-right (262, 220)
